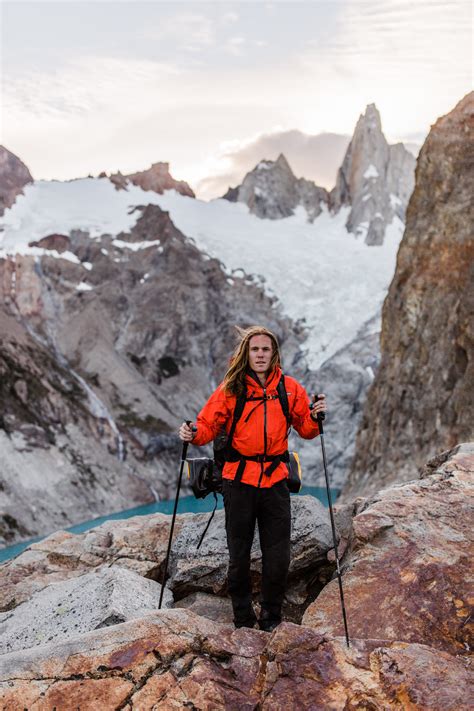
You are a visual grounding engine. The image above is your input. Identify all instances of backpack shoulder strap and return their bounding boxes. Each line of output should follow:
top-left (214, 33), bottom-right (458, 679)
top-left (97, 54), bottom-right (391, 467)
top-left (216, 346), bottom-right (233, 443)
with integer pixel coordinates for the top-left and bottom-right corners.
top-left (277, 374), bottom-right (291, 426)
top-left (227, 386), bottom-right (247, 446)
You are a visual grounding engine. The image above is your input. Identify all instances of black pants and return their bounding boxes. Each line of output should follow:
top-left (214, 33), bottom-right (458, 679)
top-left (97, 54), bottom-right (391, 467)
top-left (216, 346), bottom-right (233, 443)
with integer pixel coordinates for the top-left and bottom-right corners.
top-left (222, 478), bottom-right (291, 626)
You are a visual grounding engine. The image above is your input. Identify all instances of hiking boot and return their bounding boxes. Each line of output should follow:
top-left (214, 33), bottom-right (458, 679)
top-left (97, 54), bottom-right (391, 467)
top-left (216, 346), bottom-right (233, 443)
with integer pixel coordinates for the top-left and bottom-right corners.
top-left (258, 609), bottom-right (281, 632)
top-left (258, 618), bottom-right (280, 632)
top-left (234, 616), bottom-right (258, 630)
top-left (232, 600), bottom-right (257, 630)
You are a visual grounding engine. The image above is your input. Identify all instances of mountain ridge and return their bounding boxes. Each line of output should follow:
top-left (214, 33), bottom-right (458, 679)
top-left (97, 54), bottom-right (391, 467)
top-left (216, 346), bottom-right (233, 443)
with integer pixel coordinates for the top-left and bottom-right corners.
top-left (222, 103), bottom-right (415, 245)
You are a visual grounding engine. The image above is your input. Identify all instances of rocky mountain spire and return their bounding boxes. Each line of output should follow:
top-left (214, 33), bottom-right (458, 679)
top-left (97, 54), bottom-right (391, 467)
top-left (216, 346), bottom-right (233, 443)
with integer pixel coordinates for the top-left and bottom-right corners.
top-left (126, 162), bottom-right (195, 197)
top-left (0, 146), bottom-right (33, 216)
top-left (223, 152), bottom-right (329, 221)
top-left (223, 105), bottom-right (414, 236)
top-left (330, 103), bottom-right (415, 244)
top-left (102, 162), bottom-right (195, 198)
top-left (342, 92), bottom-right (474, 499)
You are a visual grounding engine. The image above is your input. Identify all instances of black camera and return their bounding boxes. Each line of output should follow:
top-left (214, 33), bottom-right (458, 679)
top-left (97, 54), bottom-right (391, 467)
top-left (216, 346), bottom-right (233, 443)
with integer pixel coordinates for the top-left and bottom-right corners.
top-left (186, 458), bottom-right (223, 499)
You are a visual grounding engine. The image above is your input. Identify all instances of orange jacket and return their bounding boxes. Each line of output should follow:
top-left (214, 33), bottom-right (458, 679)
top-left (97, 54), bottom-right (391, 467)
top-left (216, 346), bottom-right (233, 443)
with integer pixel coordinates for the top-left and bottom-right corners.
top-left (192, 367), bottom-right (320, 488)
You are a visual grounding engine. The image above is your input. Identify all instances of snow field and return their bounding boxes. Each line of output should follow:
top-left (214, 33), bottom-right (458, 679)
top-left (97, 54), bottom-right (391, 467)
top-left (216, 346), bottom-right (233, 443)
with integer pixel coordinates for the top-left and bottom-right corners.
top-left (0, 178), bottom-right (404, 368)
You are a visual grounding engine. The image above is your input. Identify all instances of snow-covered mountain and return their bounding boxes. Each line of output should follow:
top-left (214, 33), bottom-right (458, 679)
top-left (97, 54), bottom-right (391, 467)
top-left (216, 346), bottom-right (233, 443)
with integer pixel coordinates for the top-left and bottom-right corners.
top-left (222, 104), bottom-right (415, 246)
top-left (0, 118), bottom-right (410, 544)
top-left (0, 177), bottom-right (403, 370)
top-left (330, 104), bottom-right (416, 245)
top-left (223, 154), bottom-right (329, 222)
top-left (0, 172), bottom-right (403, 541)
top-left (0, 183), bottom-right (307, 545)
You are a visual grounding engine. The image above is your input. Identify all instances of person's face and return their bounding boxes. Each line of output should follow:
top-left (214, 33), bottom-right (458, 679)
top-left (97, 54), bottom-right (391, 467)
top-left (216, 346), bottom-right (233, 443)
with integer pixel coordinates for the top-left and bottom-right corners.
top-left (248, 334), bottom-right (274, 375)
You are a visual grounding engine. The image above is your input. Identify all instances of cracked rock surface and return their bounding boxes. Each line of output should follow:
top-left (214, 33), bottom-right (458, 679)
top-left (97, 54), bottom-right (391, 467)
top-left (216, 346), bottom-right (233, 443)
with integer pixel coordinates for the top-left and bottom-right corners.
top-left (0, 446), bottom-right (472, 708)
top-left (303, 444), bottom-right (474, 657)
top-left (0, 610), bottom-right (471, 710)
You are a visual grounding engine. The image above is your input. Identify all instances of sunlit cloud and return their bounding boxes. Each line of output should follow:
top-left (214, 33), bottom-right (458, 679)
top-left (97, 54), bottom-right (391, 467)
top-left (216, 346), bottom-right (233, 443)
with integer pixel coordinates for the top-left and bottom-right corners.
top-left (294, 0), bottom-right (472, 135)
top-left (195, 129), bottom-right (352, 199)
top-left (2, 0), bottom-right (470, 195)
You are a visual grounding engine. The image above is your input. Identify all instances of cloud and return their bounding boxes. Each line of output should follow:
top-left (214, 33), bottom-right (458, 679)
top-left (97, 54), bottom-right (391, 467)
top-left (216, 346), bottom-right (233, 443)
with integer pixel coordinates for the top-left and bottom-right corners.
top-left (195, 129), bottom-right (352, 199)
top-left (2, 0), bottom-right (465, 194)
top-left (294, 0), bottom-right (472, 137)
top-left (221, 11), bottom-right (239, 24)
top-left (225, 36), bottom-right (246, 56)
top-left (142, 11), bottom-right (216, 51)
top-left (3, 56), bottom-right (182, 120)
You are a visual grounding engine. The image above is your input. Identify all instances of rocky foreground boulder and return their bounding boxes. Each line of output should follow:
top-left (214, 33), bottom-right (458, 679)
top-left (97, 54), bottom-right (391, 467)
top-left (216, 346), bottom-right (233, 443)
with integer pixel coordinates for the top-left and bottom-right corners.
top-left (0, 496), bottom-right (333, 619)
top-left (0, 445), bottom-right (472, 708)
top-left (1, 611), bottom-right (471, 710)
top-left (304, 443), bottom-right (473, 657)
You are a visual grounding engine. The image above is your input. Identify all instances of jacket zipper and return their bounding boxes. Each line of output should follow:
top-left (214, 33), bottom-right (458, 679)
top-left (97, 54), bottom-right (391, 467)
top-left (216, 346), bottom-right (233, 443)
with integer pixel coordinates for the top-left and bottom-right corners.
top-left (258, 387), bottom-right (267, 488)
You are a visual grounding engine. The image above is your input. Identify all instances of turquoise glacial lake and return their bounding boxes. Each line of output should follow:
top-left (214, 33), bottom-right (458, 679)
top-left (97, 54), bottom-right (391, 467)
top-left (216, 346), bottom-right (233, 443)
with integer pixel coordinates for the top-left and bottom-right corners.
top-left (0, 485), bottom-right (338, 564)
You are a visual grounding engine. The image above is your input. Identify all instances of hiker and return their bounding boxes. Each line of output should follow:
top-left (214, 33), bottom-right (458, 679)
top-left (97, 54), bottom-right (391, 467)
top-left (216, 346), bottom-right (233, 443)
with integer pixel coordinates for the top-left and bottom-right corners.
top-left (179, 325), bottom-right (326, 631)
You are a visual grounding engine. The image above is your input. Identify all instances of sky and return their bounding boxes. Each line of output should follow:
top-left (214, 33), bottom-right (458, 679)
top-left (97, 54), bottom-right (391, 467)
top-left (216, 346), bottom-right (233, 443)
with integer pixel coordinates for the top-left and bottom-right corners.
top-left (1, 0), bottom-right (472, 198)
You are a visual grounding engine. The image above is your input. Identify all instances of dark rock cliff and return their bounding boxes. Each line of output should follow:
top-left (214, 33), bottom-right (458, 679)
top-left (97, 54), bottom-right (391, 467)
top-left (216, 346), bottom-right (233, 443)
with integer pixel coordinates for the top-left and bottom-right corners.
top-left (0, 146), bottom-right (33, 216)
top-left (343, 92), bottom-right (474, 499)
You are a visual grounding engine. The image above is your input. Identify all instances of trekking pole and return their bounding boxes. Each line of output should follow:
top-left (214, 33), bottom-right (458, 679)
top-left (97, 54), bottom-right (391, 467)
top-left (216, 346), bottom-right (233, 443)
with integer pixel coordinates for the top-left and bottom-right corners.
top-left (311, 395), bottom-right (350, 647)
top-left (158, 420), bottom-right (196, 609)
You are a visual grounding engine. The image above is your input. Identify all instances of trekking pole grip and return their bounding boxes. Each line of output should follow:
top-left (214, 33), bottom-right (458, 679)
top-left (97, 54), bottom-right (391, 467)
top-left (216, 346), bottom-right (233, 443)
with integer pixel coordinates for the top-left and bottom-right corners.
top-left (310, 393), bottom-right (325, 434)
top-left (182, 420), bottom-right (197, 459)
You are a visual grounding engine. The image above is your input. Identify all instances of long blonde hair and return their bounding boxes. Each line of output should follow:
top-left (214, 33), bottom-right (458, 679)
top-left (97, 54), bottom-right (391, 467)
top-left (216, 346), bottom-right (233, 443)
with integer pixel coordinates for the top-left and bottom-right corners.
top-left (222, 325), bottom-right (281, 396)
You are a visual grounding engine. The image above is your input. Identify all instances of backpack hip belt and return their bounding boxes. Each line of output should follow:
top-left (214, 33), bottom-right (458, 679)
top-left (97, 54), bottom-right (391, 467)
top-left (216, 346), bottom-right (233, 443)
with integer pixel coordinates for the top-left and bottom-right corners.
top-left (226, 446), bottom-right (290, 482)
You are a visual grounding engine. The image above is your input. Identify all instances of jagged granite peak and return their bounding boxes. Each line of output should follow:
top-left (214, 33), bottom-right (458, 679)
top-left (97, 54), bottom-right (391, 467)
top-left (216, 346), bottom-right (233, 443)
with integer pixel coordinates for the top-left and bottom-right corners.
top-left (223, 152), bottom-right (329, 221)
top-left (273, 152), bottom-right (293, 172)
top-left (342, 92), bottom-right (474, 500)
top-left (103, 162), bottom-right (195, 198)
top-left (330, 103), bottom-right (415, 245)
top-left (387, 142), bottom-right (416, 219)
top-left (0, 146), bottom-right (33, 216)
top-left (363, 102), bottom-right (382, 130)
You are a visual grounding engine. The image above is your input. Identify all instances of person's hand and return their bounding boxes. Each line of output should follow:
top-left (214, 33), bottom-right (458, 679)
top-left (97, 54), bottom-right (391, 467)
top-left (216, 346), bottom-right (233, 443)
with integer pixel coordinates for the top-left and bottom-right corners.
top-left (311, 394), bottom-right (326, 420)
top-left (179, 421), bottom-right (196, 442)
